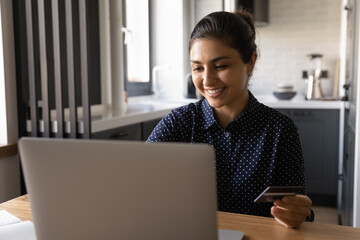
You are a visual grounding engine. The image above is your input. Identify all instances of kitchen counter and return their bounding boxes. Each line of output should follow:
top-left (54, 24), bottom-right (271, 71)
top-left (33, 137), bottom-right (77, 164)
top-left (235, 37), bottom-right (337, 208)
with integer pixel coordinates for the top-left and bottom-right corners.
top-left (92, 97), bottom-right (197, 133)
top-left (91, 94), bottom-right (346, 133)
top-left (255, 94), bottom-right (347, 109)
top-left (29, 95), bottom-right (346, 134)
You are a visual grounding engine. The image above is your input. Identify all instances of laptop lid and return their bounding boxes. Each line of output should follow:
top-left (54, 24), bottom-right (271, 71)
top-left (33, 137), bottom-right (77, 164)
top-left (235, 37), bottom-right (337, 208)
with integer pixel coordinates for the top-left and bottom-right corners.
top-left (19, 138), bottom-right (218, 240)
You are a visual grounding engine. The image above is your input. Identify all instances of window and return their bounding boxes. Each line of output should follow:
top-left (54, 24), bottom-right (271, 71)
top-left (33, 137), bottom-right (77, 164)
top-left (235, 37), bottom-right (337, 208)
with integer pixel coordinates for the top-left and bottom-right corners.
top-left (123, 0), bottom-right (151, 96)
top-left (0, 7), bottom-right (7, 144)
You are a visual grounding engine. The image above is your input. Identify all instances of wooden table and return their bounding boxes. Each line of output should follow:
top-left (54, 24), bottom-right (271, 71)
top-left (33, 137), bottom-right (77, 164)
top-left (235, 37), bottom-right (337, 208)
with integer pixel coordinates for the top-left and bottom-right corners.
top-left (1, 195), bottom-right (360, 240)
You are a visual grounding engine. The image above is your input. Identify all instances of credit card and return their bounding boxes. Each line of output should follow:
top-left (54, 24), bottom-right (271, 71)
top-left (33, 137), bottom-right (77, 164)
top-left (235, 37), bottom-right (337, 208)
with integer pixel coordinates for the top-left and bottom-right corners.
top-left (254, 186), bottom-right (305, 203)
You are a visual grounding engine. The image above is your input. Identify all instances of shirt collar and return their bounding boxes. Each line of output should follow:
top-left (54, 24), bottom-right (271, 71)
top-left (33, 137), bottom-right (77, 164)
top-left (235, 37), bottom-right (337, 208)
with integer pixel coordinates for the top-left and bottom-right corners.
top-left (233, 91), bottom-right (261, 123)
top-left (201, 99), bottom-right (217, 130)
top-left (200, 91), bottom-right (262, 131)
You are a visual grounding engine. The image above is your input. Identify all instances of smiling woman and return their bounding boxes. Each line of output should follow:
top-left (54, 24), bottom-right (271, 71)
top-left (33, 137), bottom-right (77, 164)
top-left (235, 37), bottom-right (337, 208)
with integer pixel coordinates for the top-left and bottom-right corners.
top-left (147, 11), bottom-right (314, 228)
top-left (190, 39), bottom-right (256, 128)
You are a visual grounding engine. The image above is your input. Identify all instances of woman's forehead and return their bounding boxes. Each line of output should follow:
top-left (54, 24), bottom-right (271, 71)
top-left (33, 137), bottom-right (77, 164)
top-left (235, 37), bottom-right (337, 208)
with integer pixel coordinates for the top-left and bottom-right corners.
top-left (190, 38), bottom-right (241, 61)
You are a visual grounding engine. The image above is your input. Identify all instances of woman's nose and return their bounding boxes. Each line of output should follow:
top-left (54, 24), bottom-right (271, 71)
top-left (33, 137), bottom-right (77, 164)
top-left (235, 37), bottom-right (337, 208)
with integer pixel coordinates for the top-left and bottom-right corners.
top-left (203, 68), bottom-right (216, 86)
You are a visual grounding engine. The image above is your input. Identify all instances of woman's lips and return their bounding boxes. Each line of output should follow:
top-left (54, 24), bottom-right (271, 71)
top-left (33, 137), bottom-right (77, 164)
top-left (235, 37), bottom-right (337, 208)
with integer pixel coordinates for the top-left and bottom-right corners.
top-left (205, 87), bottom-right (225, 97)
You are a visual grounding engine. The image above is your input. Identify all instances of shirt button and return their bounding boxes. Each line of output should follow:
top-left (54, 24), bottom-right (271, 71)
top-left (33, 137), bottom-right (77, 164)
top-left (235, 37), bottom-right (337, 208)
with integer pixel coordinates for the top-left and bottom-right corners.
top-left (224, 132), bottom-right (230, 137)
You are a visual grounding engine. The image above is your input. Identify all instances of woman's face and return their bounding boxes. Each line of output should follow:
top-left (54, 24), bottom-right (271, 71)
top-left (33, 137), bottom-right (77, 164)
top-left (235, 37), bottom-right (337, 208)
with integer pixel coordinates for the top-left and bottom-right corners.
top-left (190, 38), bottom-right (256, 112)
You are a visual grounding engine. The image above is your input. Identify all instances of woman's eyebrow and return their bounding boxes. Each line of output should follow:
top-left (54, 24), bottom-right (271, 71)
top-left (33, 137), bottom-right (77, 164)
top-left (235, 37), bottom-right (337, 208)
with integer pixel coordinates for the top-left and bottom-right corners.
top-left (211, 56), bottom-right (230, 63)
top-left (191, 56), bottom-right (230, 64)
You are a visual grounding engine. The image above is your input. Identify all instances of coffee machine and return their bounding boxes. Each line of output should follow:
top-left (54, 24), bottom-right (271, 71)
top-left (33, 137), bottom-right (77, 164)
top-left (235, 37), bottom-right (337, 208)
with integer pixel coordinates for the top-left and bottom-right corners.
top-left (305, 53), bottom-right (324, 100)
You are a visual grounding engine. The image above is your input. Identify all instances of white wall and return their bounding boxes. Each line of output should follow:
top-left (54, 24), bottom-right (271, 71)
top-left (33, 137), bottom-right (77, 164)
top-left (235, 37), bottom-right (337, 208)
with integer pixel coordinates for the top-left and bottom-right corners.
top-left (194, 0), bottom-right (223, 23)
top-left (0, 1), bottom-right (6, 144)
top-left (0, 0), bottom-right (20, 202)
top-left (251, 0), bottom-right (342, 97)
top-left (188, 0), bottom-right (342, 97)
top-left (150, 0), bottom-right (186, 99)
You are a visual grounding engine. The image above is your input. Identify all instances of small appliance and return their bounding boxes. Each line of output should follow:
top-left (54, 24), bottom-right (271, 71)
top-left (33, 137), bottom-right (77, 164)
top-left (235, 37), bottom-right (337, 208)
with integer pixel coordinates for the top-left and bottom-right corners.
top-left (305, 54), bottom-right (324, 100)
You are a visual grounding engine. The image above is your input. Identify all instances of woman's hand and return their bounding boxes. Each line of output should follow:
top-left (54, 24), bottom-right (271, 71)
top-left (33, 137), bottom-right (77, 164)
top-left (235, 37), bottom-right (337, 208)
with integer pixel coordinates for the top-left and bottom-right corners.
top-left (271, 194), bottom-right (312, 228)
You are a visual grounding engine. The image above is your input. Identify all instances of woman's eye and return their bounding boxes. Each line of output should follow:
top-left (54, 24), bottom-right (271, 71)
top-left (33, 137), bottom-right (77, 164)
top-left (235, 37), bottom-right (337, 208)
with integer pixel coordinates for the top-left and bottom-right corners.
top-left (216, 65), bottom-right (227, 69)
top-left (192, 66), bottom-right (202, 72)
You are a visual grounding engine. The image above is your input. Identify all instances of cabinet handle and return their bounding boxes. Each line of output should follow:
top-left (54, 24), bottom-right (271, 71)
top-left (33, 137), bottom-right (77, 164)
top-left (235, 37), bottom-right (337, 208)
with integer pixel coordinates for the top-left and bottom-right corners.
top-left (344, 3), bottom-right (352, 11)
top-left (286, 110), bottom-right (312, 116)
top-left (110, 130), bottom-right (130, 139)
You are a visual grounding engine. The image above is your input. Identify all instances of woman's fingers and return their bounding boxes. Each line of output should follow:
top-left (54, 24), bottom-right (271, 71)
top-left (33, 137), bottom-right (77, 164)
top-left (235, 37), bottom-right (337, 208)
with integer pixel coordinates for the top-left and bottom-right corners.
top-left (271, 194), bottom-right (312, 228)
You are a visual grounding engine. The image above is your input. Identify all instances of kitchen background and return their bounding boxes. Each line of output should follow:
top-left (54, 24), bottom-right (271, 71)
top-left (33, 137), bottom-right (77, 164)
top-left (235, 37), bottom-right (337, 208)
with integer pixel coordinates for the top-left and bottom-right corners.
top-left (1, 0), bottom-right (360, 229)
top-left (192, 0), bottom-right (342, 98)
top-left (190, 0), bottom-right (345, 226)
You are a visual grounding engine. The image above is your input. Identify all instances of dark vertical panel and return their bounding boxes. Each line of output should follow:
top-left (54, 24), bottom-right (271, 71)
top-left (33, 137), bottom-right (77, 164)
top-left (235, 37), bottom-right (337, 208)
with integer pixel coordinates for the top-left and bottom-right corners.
top-left (72, 0), bottom-right (80, 137)
top-left (87, 0), bottom-right (101, 104)
top-left (37, 0), bottom-right (50, 137)
top-left (79, 0), bottom-right (90, 138)
top-left (60, 0), bottom-right (101, 109)
top-left (31, 0), bottom-right (42, 114)
top-left (14, 0), bottom-right (29, 138)
top-left (44, 0), bottom-right (55, 113)
top-left (43, 0), bottom-right (56, 137)
top-left (24, 0), bottom-right (38, 136)
top-left (15, 0), bottom-right (101, 139)
top-left (52, 0), bottom-right (64, 138)
top-left (14, 0), bottom-right (29, 195)
top-left (65, 0), bottom-right (77, 138)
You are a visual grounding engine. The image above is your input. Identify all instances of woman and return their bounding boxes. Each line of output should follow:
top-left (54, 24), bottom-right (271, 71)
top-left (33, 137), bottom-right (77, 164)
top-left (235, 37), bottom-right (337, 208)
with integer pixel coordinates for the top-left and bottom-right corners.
top-left (147, 11), bottom-right (313, 228)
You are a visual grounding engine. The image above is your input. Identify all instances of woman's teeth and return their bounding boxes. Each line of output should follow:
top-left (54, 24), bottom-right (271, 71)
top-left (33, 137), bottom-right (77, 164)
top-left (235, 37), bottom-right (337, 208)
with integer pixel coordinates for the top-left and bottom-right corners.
top-left (207, 88), bottom-right (224, 94)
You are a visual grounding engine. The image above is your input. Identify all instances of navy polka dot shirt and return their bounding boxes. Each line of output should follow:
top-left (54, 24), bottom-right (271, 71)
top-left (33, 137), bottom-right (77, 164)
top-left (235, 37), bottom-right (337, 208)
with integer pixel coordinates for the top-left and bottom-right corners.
top-left (147, 92), bottom-right (311, 219)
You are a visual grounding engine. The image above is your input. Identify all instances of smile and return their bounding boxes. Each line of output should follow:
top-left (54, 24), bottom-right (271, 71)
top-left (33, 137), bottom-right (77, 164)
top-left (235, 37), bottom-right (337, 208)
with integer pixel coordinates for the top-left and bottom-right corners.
top-left (206, 87), bottom-right (225, 95)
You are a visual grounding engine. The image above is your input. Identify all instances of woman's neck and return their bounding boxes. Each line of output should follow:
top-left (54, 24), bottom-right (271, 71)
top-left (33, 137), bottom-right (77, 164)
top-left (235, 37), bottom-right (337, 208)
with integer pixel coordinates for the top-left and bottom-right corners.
top-left (214, 92), bottom-right (250, 129)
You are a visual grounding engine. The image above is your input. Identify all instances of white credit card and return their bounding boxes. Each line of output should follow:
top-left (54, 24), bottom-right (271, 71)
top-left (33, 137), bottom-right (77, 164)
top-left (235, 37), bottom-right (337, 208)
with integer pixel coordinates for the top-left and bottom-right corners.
top-left (254, 186), bottom-right (305, 203)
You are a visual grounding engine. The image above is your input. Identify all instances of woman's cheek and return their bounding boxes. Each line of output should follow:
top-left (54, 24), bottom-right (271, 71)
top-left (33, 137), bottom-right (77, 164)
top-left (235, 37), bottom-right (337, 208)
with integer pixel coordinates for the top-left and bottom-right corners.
top-left (192, 76), bottom-right (203, 90)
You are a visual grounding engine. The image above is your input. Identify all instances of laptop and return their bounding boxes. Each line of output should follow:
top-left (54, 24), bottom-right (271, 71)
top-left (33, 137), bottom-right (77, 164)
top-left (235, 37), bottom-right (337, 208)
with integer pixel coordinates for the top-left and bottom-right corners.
top-left (19, 137), bottom-right (244, 240)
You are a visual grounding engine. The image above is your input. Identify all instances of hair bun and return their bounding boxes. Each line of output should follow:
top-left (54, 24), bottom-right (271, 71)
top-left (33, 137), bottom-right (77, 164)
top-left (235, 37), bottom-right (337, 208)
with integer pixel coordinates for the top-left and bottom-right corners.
top-left (189, 11), bottom-right (257, 64)
top-left (236, 10), bottom-right (255, 34)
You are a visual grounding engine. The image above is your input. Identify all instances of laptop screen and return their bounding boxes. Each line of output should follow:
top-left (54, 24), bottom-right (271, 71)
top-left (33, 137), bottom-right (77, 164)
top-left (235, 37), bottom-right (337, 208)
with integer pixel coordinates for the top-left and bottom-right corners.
top-left (19, 138), bottom-right (219, 240)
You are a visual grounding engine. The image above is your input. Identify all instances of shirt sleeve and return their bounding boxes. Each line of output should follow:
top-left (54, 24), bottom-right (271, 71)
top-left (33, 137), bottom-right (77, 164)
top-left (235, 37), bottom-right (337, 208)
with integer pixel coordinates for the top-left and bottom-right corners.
top-left (274, 118), bottom-right (305, 187)
top-left (146, 107), bottom-right (193, 143)
top-left (274, 117), bottom-right (315, 222)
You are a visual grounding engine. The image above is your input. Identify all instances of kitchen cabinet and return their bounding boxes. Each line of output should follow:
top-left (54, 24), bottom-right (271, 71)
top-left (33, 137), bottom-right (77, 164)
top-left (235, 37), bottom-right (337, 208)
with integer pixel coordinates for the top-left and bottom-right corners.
top-left (92, 123), bottom-right (142, 141)
top-left (92, 118), bottom-right (162, 142)
top-left (340, 119), bottom-right (355, 226)
top-left (276, 109), bottom-right (339, 207)
top-left (142, 118), bottom-right (161, 141)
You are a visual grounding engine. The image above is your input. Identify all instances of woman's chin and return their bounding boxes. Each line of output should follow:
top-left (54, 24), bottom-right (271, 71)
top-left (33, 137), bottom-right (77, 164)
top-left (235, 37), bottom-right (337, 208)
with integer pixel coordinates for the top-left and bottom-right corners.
top-left (206, 99), bottom-right (224, 109)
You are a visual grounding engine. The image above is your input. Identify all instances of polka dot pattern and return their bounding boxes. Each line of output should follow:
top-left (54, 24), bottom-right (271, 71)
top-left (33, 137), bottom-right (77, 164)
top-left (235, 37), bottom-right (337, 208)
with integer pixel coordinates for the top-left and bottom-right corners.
top-left (147, 92), bottom-right (306, 218)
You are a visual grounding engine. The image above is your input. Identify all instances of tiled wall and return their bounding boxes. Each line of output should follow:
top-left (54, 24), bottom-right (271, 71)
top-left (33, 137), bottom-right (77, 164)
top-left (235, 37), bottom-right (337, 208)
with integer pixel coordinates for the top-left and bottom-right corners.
top-left (250, 0), bottom-right (342, 97)
top-left (194, 0), bottom-right (223, 23)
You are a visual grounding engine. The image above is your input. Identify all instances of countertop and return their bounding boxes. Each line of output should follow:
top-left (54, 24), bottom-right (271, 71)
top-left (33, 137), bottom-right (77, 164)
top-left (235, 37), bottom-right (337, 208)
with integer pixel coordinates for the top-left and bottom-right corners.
top-left (92, 97), bottom-right (197, 132)
top-left (91, 94), bottom-right (347, 133)
top-left (255, 94), bottom-right (347, 109)
top-left (3, 195), bottom-right (360, 240)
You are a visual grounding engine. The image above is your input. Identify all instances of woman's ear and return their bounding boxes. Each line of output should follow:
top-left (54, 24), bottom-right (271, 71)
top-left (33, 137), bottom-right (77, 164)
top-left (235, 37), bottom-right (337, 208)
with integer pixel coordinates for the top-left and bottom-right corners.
top-left (247, 52), bottom-right (258, 76)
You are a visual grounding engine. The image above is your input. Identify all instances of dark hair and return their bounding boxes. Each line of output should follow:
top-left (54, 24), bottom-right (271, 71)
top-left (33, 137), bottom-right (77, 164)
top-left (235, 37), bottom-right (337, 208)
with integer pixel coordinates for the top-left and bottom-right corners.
top-left (189, 11), bottom-right (257, 63)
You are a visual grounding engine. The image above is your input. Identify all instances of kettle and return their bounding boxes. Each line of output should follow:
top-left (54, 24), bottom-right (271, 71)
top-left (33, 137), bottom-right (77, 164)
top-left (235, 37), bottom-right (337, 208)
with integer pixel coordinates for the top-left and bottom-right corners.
top-left (305, 54), bottom-right (324, 100)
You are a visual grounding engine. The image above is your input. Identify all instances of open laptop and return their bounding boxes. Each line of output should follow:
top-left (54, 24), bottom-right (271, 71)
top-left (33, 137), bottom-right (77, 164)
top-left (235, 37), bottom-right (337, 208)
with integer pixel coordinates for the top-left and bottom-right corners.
top-left (19, 138), bottom-right (244, 240)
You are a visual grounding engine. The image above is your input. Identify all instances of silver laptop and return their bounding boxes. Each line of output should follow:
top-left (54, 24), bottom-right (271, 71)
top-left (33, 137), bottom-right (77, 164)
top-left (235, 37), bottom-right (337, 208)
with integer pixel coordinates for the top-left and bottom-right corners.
top-left (19, 137), bottom-right (244, 240)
